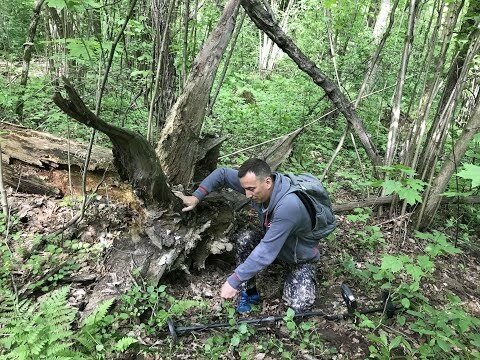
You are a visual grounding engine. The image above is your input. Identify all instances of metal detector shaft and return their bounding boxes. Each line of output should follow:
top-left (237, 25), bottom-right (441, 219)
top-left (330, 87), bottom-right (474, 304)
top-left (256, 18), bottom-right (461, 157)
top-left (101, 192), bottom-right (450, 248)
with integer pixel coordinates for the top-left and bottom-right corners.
top-left (166, 284), bottom-right (396, 342)
top-left (172, 311), bottom-right (344, 334)
top-left (167, 308), bottom-right (382, 342)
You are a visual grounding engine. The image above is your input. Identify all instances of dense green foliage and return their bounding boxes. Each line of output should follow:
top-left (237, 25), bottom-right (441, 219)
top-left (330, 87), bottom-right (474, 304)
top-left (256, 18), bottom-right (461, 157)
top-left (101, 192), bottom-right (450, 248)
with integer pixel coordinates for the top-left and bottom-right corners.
top-left (0, 0), bottom-right (479, 358)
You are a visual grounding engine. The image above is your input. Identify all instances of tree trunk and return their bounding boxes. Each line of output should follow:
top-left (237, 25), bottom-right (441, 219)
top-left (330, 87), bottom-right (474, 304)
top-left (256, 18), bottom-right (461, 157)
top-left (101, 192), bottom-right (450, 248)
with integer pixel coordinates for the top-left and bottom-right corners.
top-left (53, 77), bottom-right (170, 205)
top-left (372, 0), bottom-right (392, 44)
top-left (384, 0), bottom-right (417, 167)
top-left (147, 0), bottom-right (177, 142)
top-left (354, 0), bottom-right (400, 109)
top-left (15, 0), bottom-right (46, 120)
top-left (258, 0), bottom-right (294, 71)
top-left (156, 0), bottom-right (241, 187)
top-left (207, 10), bottom-right (246, 116)
top-left (417, 0), bottom-right (472, 181)
top-left (401, 0), bottom-right (442, 168)
top-left (415, 97), bottom-right (480, 229)
top-left (241, 0), bottom-right (382, 171)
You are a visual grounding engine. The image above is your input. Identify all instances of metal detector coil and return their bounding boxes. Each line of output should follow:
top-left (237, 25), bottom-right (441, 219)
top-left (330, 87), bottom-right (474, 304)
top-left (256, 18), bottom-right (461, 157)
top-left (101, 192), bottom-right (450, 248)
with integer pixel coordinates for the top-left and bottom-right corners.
top-left (341, 283), bottom-right (357, 314)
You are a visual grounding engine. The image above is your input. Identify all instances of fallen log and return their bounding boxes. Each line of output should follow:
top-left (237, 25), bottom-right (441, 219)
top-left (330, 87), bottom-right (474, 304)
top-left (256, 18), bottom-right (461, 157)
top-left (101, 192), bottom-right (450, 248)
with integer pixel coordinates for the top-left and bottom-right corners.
top-left (1, 121), bottom-right (118, 198)
top-left (333, 195), bottom-right (480, 213)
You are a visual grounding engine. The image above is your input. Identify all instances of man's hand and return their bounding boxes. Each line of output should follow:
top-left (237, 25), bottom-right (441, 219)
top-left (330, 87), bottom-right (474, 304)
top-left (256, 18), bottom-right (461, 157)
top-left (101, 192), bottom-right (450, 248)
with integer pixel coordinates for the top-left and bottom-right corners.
top-left (220, 281), bottom-right (238, 299)
top-left (173, 191), bottom-right (200, 212)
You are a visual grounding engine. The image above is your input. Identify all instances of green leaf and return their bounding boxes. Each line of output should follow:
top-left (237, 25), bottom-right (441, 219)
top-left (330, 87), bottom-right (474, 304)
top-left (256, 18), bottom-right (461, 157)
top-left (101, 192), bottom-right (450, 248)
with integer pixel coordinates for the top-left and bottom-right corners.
top-left (405, 264), bottom-right (424, 281)
top-left (83, 0), bottom-right (102, 8)
top-left (397, 187), bottom-right (423, 205)
top-left (238, 323), bottom-right (248, 334)
top-left (401, 298), bottom-right (410, 309)
top-left (381, 255), bottom-right (407, 273)
top-left (286, 321), bottom-right (296, 331)
top-left (382, 179), bottom-right (403, 196)
top-left (389, 336), bottom-right (403, 351)
top-left (436, 337), bottom-right (451, 352)
top-left (456, 164), bottom-right (480, 188)
top-left (397, 315), bottom-right (406, 326)
top-left (230, 335), bottom-right (240, 347)
top-left (416, 255), bottom-right (434, 273)
top-left (114, 337), bottom-right (137, 352)
top-left (300, 322), bottom-right (312, 331)
top-left (286, 308), bottom-right (295, 319)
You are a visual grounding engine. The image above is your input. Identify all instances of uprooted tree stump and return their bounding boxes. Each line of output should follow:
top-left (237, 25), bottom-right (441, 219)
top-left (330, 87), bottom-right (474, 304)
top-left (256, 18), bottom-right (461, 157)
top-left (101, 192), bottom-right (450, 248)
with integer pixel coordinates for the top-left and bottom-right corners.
top-left (1, 117), bottom-right (237, 319)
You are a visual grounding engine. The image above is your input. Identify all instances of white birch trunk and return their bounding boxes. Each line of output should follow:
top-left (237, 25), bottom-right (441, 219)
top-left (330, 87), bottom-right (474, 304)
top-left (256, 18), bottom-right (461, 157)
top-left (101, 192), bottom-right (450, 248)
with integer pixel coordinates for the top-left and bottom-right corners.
top-left (372, 0), bottom-right (392, 44)
top-left (258, 0), bottom-right (294, 71)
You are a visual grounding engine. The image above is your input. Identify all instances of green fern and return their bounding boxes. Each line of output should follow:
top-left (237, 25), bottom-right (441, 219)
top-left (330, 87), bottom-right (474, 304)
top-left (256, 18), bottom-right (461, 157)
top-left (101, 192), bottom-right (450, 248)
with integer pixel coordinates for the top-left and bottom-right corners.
top-left (0, 286), bottom-right (87, 359)
top-left (114, 337), bottom-right (137, 352)
top-left (76, 298), bottom-right (116, 354)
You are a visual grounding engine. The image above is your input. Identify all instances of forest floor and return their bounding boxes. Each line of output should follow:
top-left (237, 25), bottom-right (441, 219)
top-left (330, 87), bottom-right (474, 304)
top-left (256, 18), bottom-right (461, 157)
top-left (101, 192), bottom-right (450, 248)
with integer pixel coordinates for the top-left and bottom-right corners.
top-left (5, 188), bottom-right (480, 359)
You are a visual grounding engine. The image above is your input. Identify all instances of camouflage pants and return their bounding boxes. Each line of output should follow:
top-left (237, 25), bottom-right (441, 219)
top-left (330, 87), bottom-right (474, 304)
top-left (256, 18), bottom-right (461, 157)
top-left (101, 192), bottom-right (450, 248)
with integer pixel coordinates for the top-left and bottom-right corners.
top-left (233, 230), bottom-right (317, 312)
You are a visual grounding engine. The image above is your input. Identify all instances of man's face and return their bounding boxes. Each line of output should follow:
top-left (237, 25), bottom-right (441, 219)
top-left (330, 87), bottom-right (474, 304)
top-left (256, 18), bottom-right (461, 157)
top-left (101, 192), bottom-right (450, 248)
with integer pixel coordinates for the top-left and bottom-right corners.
top-left (239, 171), bottom-right (273, 204)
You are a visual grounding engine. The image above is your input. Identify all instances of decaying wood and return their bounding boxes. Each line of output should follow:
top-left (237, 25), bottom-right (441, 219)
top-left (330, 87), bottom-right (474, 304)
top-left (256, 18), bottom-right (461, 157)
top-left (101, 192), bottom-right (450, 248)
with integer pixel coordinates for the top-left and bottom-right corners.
top-left (156, 0), bottom-right (241, 187)
top-left (1, 122), bottom-right (113, 170)
top-left (82, 194), bottom-right (235, 320)
top-left (258, 127), bottom-right (303, 170)
top-left (53, 77), bottom-right (170, 205)
top-left (1, 121), bottom-right (114, 197)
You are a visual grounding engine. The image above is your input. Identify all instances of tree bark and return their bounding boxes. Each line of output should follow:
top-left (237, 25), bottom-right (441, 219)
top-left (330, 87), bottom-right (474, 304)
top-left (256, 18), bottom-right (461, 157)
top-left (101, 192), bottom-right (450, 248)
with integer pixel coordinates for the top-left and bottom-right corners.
top-left (241, 0), bottom-right (382, 171)
top-left (384, 0), bottom-right (417, 167)
top-left (372, 0), bottom-right (392, 44)
top-left (156, 0), bottom-right (241, 187)
top-left (147, 0), bottom-right (177, 142)
top-left (15, 0), bottom-right (46, 120)
top-left (207, 10), bottom-right (246, 116)
top-left (258, 0), bottom-right (294, 71)
top-left (417, 0), bottom-right (472, 181)
top-left (53, 77), bottom-right (170, 204)
top-left (415, 93), bottom-right (480, 229)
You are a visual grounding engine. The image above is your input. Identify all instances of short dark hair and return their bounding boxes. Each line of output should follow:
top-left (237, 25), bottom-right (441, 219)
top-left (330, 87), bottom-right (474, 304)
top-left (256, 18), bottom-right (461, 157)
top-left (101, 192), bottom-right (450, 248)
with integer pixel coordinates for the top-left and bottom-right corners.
top-left (238, 158), bottom-right (272, 179)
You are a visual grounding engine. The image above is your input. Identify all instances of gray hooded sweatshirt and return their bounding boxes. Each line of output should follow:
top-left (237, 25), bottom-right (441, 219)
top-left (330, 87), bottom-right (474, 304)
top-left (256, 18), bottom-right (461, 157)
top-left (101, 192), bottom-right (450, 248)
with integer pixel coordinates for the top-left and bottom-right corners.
top-left (192, 168), bottom-right (320, 289)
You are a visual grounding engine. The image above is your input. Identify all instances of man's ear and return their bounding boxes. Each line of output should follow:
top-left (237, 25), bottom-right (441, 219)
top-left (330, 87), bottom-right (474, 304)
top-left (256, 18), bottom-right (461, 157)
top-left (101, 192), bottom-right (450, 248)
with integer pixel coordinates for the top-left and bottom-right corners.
top-left (265, 176), bottom-right (273, 188)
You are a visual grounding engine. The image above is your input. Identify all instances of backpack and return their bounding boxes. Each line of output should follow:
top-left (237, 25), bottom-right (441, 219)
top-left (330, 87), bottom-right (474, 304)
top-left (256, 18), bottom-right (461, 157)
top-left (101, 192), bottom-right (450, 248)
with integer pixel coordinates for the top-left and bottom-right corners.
top-left (285, 173), bottom-right (336, 238)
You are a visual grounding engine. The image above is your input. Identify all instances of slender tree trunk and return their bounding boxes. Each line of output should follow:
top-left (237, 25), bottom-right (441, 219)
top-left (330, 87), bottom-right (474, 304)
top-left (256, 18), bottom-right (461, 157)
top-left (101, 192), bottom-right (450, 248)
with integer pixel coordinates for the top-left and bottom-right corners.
top-left (207, 10), bottom-right (246, 116)
top-left (15, 0), bottom-right (46, 120)
top-left (354, 0), bottom-right (400, 109)
top-left (410, 1), bottom-right (462, 169)
top-left (156, 0), bottom-right (241, 186)
top-left (417, 6), bottom-right (476, 182)
top-left (147, 0), bottom-right (176, 142)
top-left (259, 0), bottom-right (294, 71)
top-left (0, 145), bottom-right (9, 216)
top-left (372, 0), bottom-right (392, 44)
top-left (416, 97), bottom-right (480, 229)
top-left (384, 0), bottom-right (417, 167)
top-left (182, 0), bottom-right (190, 87)
top-left (242, 0), bottom-right (382, 171)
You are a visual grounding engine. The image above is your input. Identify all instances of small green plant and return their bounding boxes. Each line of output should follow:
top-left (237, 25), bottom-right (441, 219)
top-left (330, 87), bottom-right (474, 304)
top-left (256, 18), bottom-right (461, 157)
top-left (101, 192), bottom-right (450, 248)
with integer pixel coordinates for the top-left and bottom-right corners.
top-left (407, 294), bottom-right (480, 358)
top-left (367, 329), bottom-right (413, 359)
top-left (345, 208), bottom-right (384, 249)
top-left (371, 165), bottom-right (427, 206)
top-left (118, 284), bottom-right (205, 334)
top-left (0, 286), bottom-right (138, 359)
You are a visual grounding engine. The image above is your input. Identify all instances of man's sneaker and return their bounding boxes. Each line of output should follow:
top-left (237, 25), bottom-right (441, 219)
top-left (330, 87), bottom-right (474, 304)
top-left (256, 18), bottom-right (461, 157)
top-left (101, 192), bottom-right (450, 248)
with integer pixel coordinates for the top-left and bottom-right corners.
top-left (236, 291), bottom-right (261, 313)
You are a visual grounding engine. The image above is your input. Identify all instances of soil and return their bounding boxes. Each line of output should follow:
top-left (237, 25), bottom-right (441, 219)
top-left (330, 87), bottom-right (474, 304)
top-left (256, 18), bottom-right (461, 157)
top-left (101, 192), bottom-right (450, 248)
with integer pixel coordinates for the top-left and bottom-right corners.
top-left (4, 190), bottom-right (480, 359)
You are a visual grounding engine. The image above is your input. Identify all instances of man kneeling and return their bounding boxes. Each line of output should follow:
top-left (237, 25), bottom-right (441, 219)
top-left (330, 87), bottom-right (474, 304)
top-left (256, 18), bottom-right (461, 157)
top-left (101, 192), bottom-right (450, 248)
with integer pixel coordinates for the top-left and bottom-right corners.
top-left (176, 158), bottom-right (331, 313)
